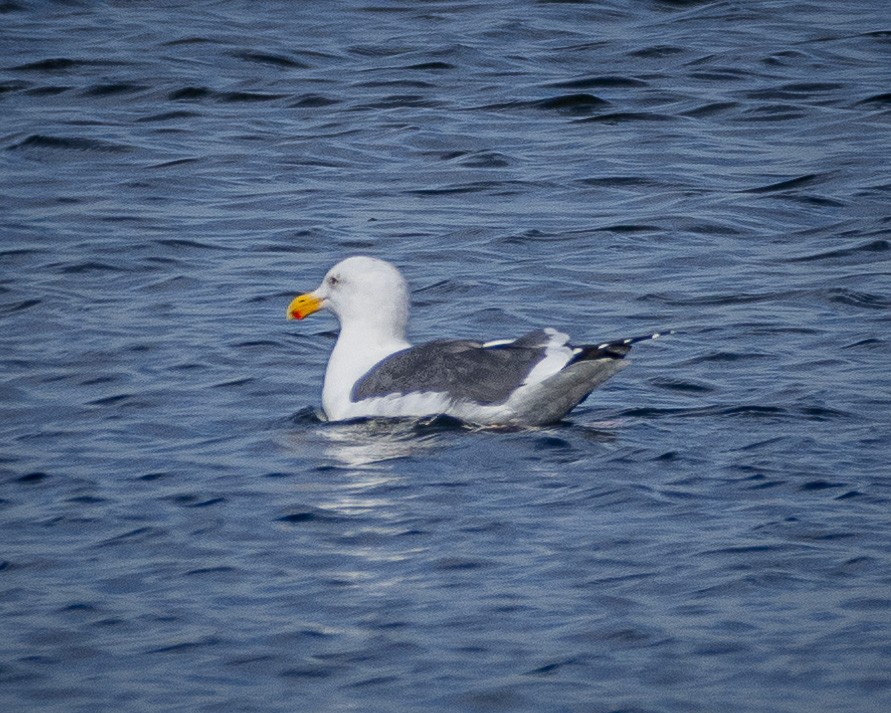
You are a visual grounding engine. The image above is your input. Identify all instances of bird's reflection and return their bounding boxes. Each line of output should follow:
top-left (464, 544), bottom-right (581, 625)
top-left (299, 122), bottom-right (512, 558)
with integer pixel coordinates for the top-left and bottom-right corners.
top-left (286, 407), bottom-right (619, 471)
top-left (316, 417), bottom-right (445, 468)
top-left (285, 409), bottom-right (474, 469)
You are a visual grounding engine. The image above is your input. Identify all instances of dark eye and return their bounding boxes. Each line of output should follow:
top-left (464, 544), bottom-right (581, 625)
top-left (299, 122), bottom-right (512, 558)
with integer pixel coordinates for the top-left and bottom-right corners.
top-left (327, 275), bottom-right (339, 286)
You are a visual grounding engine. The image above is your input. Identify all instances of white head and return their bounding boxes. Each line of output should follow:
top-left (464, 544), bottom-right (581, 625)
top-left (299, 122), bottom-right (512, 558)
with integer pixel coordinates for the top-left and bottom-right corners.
top-left (287, 256), bottom-right (410, 339)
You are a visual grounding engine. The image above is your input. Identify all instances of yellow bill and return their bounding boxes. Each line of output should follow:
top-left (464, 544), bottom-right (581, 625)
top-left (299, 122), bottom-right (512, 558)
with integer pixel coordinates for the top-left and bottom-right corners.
top-left (287, 292), bottom-right (322, 320)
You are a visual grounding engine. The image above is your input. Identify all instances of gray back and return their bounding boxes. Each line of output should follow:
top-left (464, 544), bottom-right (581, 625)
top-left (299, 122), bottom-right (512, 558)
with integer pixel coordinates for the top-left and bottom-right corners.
top-left (351, 338), bottom-right (547, 405)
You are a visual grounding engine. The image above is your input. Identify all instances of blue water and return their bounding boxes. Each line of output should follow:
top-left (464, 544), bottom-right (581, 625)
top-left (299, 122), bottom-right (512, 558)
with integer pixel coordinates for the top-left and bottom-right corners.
top-left (2, 2), bottom-right (890, 711)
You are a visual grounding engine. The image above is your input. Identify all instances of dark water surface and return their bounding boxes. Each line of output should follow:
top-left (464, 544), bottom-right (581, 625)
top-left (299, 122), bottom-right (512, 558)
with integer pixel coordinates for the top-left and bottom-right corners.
top-left (2, 1), bottom-right (890, 711)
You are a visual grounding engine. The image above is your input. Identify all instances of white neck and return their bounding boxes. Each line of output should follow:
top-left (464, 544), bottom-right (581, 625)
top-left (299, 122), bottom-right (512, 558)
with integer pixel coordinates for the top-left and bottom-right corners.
top-left (322, 321), bottom-right (410, 420)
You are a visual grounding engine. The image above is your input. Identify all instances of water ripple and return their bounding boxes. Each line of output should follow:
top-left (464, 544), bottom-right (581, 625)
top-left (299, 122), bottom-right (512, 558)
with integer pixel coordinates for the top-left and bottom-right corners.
top-left (1, 2), bottom-right (889, 712)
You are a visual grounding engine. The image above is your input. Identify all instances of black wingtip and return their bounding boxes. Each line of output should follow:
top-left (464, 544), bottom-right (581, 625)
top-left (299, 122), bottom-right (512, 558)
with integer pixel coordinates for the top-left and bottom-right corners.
top-left (569, 330), bottom-right (674, 365)
top-left (595, 329), bottom-right (676, 350)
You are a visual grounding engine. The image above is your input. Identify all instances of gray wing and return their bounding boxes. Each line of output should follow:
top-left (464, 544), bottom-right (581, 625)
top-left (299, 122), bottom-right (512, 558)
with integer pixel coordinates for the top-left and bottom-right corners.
top-left (351, 334), bottom-right (549, 405)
